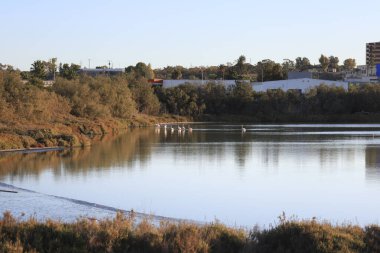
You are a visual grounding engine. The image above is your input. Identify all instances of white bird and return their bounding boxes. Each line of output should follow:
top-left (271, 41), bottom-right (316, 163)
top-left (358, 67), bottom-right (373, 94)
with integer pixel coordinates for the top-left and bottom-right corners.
top-left (188, 126), bottom-right (193, 133)
top-left (171, 126), bottom-right (175, 133)
top-left (177, 125), bottom-right (182, 132)
top-left (241, 125), bottom-right (246, 133)
top-left (164, 124), bottom-right (167, 129)
top-left (155, 123), bottom-right (160, 128)
top-left (182, 125), bottom-right (186, 132)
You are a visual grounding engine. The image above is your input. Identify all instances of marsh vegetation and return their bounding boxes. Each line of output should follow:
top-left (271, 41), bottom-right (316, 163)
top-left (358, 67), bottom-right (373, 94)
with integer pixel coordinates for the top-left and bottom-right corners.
top-left (1, 212), bottom-right (380, 253)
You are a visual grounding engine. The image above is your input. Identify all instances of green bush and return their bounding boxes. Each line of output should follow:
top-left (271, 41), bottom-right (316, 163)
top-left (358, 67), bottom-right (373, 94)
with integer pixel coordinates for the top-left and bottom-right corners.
top-left (53, 76), bottom-right (136, 119)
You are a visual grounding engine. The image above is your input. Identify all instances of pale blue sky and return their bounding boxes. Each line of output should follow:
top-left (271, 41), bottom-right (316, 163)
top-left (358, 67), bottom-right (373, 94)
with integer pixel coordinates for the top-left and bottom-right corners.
top-left (1, 0), bottom-right (379, 70)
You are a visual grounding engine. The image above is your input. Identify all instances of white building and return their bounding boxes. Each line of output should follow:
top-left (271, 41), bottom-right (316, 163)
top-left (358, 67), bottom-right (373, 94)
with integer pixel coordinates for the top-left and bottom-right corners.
top-left (159, 78), bottom-right (349, 93)
top-left (252, 78), bottom-right (349, 93)
top-left (343, 65), bottom-right (379, 83)
top-left (162, 79), bottom-right (247, 88)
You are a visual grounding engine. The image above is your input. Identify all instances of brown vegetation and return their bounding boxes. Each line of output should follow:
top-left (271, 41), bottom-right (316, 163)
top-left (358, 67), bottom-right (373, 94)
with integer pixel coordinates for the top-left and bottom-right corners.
top-left (0, 69), bottom-right (186, 150)
top-left (1, 212), bottom-right (380, 253)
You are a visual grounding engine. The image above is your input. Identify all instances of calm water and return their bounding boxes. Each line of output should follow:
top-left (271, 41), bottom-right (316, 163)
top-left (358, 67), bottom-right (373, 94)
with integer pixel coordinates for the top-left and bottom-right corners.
top-left (1, 124), bottom-right (380, 226)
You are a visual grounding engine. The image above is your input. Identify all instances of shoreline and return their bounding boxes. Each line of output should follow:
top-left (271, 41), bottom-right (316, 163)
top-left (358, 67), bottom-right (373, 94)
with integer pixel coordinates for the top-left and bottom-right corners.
top-left (2, 120), bottom-right (380, 153)
top-left (0, 114), bottom-right (190, 151)
top-left (1, 180), bottom-right (380, 252)
top-left (0, 182), bottom-right (198, 224)
top-left (0, 146), bottom-right (65, 154)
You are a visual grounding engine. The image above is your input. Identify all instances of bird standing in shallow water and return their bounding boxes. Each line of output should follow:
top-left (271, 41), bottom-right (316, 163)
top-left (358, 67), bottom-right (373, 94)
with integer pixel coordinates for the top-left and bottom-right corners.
top-left (241, 125), bottom-right (246, 133)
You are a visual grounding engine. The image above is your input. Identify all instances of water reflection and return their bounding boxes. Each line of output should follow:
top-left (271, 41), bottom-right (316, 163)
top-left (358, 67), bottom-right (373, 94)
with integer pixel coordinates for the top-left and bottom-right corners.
top-left (1, 126), bottom-right (380, 181)
top-left (365, 146), bottom-right (380, 181)
top-left (0, 128), bottom-right (159, 180)
top-left (260, 144), bottom-right (280, 170)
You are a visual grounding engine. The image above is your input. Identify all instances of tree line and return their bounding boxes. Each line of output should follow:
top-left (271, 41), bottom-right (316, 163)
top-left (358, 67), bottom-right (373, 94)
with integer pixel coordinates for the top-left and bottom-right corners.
top-left (17, 53), bottom-right (359, 85)
top-left (155, 82), bottom-right (380, 121)
top-left (1, 59), bottom-right (378, 125)
top-left (154, 55), bottom-right (358, 82)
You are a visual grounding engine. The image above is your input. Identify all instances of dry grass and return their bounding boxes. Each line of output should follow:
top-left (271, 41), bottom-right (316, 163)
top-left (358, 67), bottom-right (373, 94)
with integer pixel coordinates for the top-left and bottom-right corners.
top-left (1, 212), bottom-right (380, 253)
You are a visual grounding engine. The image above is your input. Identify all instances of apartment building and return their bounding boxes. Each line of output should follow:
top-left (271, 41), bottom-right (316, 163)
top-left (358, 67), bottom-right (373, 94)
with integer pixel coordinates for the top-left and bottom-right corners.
top-left (366, 42), bottom-right (380, 66)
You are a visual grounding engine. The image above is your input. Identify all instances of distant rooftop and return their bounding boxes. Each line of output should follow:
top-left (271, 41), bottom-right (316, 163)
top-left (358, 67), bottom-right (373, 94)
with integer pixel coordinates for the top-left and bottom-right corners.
top-left (78, 68), bottom-right (125, 76)
top-left (80, 68), bottom-right (125, 73)
top-left (252, 78), bottom-right (348, 93)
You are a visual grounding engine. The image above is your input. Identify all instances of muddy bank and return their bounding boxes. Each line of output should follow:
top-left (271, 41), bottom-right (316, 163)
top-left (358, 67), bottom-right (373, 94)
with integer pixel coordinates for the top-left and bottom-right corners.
top-left (0, 114), bottom-right (188, 151)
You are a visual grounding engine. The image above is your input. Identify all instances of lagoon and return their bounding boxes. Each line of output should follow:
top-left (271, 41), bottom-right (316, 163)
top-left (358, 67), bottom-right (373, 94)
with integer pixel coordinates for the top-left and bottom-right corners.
top-left (1, 124), bottom-right (380, 226)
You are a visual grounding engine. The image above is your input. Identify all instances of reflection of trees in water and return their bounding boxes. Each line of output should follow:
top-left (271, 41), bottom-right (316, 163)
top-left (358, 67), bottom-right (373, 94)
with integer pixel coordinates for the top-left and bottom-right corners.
top-left (234, 142), bottom-right (252, 168)
top-left (319, 148), bottom-right (339, 170)
top-left (365, 146), bottom-right (380, 181)
top-left (0, 129), bottom-right (159, 179)
top-left (154, 130), bottom-right (254, 168)
top-left (156, 130), bottom-right (227, 163)
top-left (1, 128), bottom-right (256, 180)
top-left (261, 144), bottom-right (279, 169)
top-left (318, 145), bottom-right (357, 171)
top-left (2, 128), bottom-right (375, 181)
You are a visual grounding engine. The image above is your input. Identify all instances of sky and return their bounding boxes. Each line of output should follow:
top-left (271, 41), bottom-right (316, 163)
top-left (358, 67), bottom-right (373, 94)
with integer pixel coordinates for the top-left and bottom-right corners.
top-left (1, 0), bottom-right (379, 70)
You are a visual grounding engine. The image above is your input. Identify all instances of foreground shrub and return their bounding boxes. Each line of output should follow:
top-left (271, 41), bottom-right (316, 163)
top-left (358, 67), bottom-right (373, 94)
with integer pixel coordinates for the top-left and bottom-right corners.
top-left (250, 220), bottom-right (365, 253)
top-left (364, 225), bottom-right (380, 252)
top-left (1, 212), bottom-right (380, 253)
top-left (0, 212), bottom-right (247, 253)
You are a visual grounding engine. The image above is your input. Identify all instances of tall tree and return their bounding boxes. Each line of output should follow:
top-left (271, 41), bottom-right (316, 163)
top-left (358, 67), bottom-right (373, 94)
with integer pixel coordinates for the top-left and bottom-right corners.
top-left (218, 64), bottom-right (226, 80)
top-left (295, 57), bottom-right (310, 71)
top-left (329, 56), bottom-right (339, 70)
top-left (256, 60), bottom-right (284, 82)
top-left (282, 59), bottom-right (295, 78)
top-left (126, 62), bottom-right (154, 79)
top-left (172, 68), bottom-right (182, 80)
top-left (343, 58), bottom-right (356, 71)
top-left (235, 55), bottom-right (247, 77)
top-left (319, 54), bottom-right (329, 72)
top-left (59, 63), bottom-right (80, 80)
top-left (30, 60), bottom-right (47, 79)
